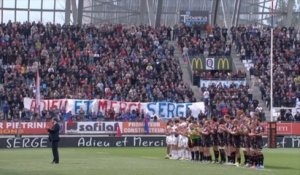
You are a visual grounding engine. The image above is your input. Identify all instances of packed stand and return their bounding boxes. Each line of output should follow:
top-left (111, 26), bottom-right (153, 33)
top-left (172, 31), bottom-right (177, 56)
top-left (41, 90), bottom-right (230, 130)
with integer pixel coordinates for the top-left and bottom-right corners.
top-left (175, 24), bottom-right (263, 120)
top-left (200, 83), bottom-right (265, 121)
top-left (276, 109), bottom-right (300, 122)
top-left (0, 21), bottom-right (195, 122)
top-left (234, 25), bottom-right (300, 107)
top-left (176, 24), bottom-right (246, 83)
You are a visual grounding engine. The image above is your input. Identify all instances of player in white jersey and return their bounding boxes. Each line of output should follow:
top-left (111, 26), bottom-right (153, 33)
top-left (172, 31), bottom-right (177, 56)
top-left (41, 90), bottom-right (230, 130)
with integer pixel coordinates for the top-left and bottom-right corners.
top-left (177, 118), bottom-right (189, 160)
top-left (165, 119), bottom-right (173, 159)
top-left (170, 119), bottom-right (180, 159)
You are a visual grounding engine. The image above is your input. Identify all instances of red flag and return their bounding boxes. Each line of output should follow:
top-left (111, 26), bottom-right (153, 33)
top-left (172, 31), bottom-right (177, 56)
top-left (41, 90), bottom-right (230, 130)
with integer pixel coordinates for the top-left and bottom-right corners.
top-left (68, 116), bottom-right (73, 127)
top-left (35, 69), bottom-right (41, 115)
top-left (116, 122), bottom-right (121, 137)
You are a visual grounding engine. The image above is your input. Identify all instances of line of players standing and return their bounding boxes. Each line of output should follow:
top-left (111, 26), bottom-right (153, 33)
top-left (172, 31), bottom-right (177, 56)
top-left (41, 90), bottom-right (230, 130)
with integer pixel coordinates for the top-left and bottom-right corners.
top-left (165, 112), bottom-right (265, 169)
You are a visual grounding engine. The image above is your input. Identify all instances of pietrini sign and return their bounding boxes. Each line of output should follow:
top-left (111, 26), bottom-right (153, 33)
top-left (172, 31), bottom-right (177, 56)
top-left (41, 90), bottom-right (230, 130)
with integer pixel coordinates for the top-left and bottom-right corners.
top-left (191, 57), bottom-right (231, 71)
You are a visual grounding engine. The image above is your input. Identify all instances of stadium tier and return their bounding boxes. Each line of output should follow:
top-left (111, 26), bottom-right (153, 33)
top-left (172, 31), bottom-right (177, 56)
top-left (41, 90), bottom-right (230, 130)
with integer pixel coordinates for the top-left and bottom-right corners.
top-left (0, 22), bottom-right (196, 121)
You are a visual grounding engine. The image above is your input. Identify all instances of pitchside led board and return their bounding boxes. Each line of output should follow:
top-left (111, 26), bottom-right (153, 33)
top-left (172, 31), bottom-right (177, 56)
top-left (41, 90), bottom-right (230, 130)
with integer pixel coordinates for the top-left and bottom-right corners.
top-left (191, 57), bottom-right (232, 71)
top-left (179, 10), bottom-right (209, 26)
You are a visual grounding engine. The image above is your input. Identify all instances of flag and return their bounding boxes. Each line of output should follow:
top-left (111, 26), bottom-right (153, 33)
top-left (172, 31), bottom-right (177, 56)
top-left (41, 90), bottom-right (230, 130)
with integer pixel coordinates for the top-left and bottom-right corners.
top-left (66, 112), bottom-right (73, 127)
top-left (35, 69), bottom-right (41, 115)
top-left (144, 114), bottom-right (150, 134)
top-left (116, 122), bottom-right (122, 137)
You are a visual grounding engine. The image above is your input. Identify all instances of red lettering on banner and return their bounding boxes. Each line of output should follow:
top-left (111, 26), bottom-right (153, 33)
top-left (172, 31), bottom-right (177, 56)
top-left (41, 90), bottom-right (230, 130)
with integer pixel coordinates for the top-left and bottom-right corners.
top-left (51, 100), bottom-right (58, 109)
top-left (59, 100), bottom-right (63, 109)
top-left (110, 101), bottom-right (117, 111)
top-left (120, 101), bottom-right (127, 113)
top-left (98, 100), bottom-right (108, 112)
top-left (64, 100), bottom-right (68, 110)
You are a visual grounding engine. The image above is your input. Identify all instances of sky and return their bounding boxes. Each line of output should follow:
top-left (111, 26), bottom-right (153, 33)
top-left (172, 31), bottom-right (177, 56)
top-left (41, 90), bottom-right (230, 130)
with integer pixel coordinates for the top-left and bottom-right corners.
top-left (1, 0), bottom-right (67, 24)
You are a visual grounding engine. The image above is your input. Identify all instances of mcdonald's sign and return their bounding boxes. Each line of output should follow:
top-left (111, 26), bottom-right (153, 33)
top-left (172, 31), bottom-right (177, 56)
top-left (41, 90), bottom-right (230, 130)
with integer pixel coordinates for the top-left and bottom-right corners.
top-left (217, 58), bottom-right (230, 70)
top-left (190, 57), bottom-right (231, 71)
top-left (191, 58), bottom-right (204, 71)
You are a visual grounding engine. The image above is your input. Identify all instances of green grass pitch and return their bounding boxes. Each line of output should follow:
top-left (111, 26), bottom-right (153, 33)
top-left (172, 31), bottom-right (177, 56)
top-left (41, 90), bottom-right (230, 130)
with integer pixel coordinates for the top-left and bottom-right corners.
top-left (0, 148), bottom-right (299, 175)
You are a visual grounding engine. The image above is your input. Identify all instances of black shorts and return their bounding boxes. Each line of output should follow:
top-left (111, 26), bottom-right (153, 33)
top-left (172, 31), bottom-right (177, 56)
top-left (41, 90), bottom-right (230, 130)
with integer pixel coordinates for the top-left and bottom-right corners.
top-left (189, 138), bottom-right (201, 147)
top-left (243, 136), bottom-right (251, 148)
top-left (233, 136), bottom-right (241, 148)
top-left (218, 135), bottom-right (226, 147)
top-left (203, 136), bottom-right (212, 147)
top-left (227, 135), bottom-right (233, 146)
top-left (253, 137), bottom-right (263, 150)
top-left (212, 134), bottom-right (219, 146)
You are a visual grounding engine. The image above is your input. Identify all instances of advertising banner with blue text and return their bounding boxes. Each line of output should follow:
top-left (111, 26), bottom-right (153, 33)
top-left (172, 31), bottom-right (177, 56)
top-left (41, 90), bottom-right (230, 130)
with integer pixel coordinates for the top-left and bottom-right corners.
top-left (23, 98), bottom-right (205, 118)
top-left (179, 11), bottom-right (209, 26)
top-left (199, 80), bottom-right (247, 88)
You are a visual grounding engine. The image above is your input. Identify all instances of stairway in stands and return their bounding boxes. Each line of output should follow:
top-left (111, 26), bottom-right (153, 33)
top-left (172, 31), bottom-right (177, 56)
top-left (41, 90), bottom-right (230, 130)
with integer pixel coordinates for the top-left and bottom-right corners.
top-left (169, 41), bottom-right (202, 101)
top-left (231, 47), bottom-right (271, 121)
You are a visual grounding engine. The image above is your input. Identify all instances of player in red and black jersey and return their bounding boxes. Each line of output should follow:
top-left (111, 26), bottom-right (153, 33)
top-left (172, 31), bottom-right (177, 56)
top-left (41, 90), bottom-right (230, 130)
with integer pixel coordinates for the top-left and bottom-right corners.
top-left (211, 117), bottom-right (220, 163)
top-left (201, 120), bottom-right (212, 162)
top-left (241, 118), bottom-right (251, 166)
top-left (229, 119), bottom-right (242, 166)
top-left (250, 119), bottom-right (265, 169)
top-left (217, 118), bottom-right (227, 164)
top-left (225, 116), bottom-right (235, 164)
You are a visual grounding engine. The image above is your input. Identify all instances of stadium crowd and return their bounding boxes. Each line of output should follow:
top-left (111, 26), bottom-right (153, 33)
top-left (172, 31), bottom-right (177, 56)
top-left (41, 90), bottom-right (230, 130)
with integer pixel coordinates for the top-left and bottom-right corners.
top-left (176, 24), bottom-right (264, 121)
top-left (1, 22), bottom-right (300, 123)
top-left (234, 25), bottom-right (300, 107)
top-left (0, 21), bottom-right (195, 121)
top-left (276, 109), bottom-right (300, 122)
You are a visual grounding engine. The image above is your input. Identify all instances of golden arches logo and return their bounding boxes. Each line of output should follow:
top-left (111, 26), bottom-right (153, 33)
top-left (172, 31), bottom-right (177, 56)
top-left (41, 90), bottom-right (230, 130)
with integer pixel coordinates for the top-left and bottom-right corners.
top-left (191, 58), bottom-right (203, 70)
top-left (217, 58), bottom-right (230, 70)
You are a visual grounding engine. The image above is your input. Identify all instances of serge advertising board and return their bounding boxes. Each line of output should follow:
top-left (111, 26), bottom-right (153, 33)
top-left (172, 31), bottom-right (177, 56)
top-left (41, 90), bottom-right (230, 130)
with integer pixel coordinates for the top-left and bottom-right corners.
top-left (1, 136), bottom-right (166, 148)
top-left (1, 136), bottom-right (300, 149)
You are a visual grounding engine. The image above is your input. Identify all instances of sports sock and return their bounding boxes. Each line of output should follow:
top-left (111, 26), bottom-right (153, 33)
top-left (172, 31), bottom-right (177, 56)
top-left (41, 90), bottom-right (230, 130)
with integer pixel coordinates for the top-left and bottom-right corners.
top-left (191, 151), bottom-right (195, 160)
top-left (231, 152), bottom-right (236, 163)
top-left (214, 151), bottom-right (219, 162)
top-left (195, 151), bottom-right (200, 161)
top-left (200, 152), bottom-right (204, 161)
top-left (237, 156), bottom-right (241, 164)
top-left (220, 149), bottom-right (225, 162)
top-left (244, 154), bottom-right (248, 164)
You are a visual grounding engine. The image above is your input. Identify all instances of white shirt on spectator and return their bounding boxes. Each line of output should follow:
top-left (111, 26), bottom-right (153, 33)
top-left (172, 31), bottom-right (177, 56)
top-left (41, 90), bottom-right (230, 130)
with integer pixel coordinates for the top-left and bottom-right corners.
top-left (203, 90), bottom-right (209, 99)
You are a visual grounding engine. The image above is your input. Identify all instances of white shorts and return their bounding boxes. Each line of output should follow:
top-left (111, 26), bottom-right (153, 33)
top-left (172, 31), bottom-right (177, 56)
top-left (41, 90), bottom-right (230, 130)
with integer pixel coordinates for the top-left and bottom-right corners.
top-left (166, 135), bottom-right (173, 145)
top-left (178, 135), bottom-right (188, 148)
top-left (167, 135), bottom-right (178, 145)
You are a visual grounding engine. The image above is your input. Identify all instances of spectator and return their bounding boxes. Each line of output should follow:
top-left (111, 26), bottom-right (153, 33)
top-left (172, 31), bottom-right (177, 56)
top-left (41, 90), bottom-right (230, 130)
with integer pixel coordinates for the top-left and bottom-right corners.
top-left (0, 22), bottom-right (195, 121)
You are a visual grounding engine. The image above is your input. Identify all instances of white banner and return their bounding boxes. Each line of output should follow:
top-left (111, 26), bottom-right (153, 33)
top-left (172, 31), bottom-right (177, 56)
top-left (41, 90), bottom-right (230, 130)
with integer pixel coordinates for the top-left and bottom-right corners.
top-left (23, 98), bottom-right (205, 119)
top-left (200, 80), bottom-right (247, 88)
